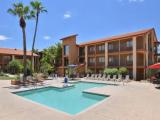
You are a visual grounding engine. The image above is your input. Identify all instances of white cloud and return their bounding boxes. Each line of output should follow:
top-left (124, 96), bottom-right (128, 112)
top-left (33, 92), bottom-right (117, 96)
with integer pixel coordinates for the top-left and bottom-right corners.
top-left (63, 11), bottom-right (72, 19)
top-left (43, 36), bottom-right (51, 40)
top-left (0, 35), bottom-right (10, 41)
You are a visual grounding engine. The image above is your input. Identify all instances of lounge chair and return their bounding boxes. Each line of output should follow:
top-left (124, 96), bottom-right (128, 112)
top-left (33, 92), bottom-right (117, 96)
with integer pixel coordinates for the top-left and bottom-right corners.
top-left (26, 76), bottom-right (37, 86)
top-left (106, 75), bottom-right (111, 81)
top-left (97, 74), bottom-right (102, 80)
top-left (116, 74), bottom-right (122, 82)
top-left (111, 75), bottom-right (117, 82)
top-left (33, 74), bottom-right (45, 86)
top-left (90, 74), bottom-right (95, 80)
top-left (101, 74), bottom-right (106, 81)
top-left (94, 74), bottom-right (98, 80)
top-left (123, 75), bottom-right (130, 83)
top-left (85, 74), bottom-right (90, 79)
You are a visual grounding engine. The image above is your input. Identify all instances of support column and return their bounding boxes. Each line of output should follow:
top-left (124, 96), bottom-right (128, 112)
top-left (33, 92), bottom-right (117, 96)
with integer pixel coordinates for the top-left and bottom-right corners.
top-left (144, 34), bottom-right (149, 80)
top-left (105, 42), bottom-right (108, 68)
top-left (12, 55), bottom-right (15, 60)
top-left (133, 37), bottom-right (137, 80)
top-left (85, 46), bottom-right (88, 72)
top-left (119, 40), bottom-right (120, 67)
top-left (146, 34), bottom-right (149, 66)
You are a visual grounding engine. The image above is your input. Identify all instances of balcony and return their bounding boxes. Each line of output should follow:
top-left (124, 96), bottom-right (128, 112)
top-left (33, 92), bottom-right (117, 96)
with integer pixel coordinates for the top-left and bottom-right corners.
top-left (96, 62), bottom-right (105, 66)
top-left (108, 63), bottom-right (119, 67)
top-left (120, 61), bottom-right (133, 66)
top-left (79, 47), bottom-right (85, 57)
top-left (88, 51), bottom-right (95, 55)
top-left (108, 47), bottom-right (119, 53)
top-left (96, 44), bottom-right (105, 54)
top-left (96, 50), bottom-right (105, 54)
top-left (108, 41), bottom-right (119, 53)
top-left (137, 54), bottom-right (144, 66)
top-left (120, 46), bottom-right (132, 51)
top-left (79, 57), bottom-right (85, 64)
top-left (88, 63), bottom-right (95, 67)
top-left (136, 36), bottom-right (145, 50)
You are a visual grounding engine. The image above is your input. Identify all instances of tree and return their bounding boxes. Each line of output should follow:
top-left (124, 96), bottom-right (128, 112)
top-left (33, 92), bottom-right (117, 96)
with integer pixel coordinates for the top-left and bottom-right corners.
top-left (30, 0), bottom-right (47, 72)
top-left (39, 43), bottom-right (62, 76)
top-left (8, 3), bottom-right (32, 81)
top-left (40, 62), bottom-right (54, 76)
top-left (8, 60), bottom-right (23, 74)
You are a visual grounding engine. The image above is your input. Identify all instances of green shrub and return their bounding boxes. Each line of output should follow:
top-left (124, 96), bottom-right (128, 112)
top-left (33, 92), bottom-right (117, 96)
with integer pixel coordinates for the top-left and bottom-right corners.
top-left (104, 68), bottom-right (118, 75)
top-left (8, 60), bottom-right (23, 74)
top-left (111, 68), bottom-right (119, 75)
top-left (119, 67), bottom-right (128, 75)
top-left (104, 68), bottom-right (112, 75)
top-left (86, 69), bottom-right (93, 74)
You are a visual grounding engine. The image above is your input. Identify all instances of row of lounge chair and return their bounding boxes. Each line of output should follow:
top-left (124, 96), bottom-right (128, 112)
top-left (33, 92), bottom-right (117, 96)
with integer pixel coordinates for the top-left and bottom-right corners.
top-left (85, 74), bottom-right (130, 82)
top-left (19, 74), bottom-right (45, 86)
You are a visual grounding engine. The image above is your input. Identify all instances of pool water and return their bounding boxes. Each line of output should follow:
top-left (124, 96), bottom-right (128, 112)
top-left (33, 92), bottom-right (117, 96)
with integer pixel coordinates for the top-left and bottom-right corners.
top-left (16, 82), bottom-right (108, 115)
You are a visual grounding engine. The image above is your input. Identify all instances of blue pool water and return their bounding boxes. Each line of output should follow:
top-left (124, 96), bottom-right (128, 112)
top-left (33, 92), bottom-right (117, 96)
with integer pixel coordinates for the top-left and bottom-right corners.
top-left (16, 82), bottom-right (108, 115)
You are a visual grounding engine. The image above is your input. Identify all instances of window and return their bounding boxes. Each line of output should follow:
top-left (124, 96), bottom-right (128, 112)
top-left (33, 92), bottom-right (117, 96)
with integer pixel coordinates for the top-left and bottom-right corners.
top-left (88, 46), bottom-right (95, 53)
top-left (126, 40), bottom-right (132, 47)
top-left (127, 55), bottom-right (133, 62)
top-left (89, 57), bottom-right (95, 63)
top-left (64, 45), bottom-right (69, 55)
top-left (109, 57), bottom-right (113, 63)
top-left (98, 57), bottom-right (105, 63)
top-left (97, 44), bottom-right (105, 51)
top-left (108, 44), bottom-right (113, 50)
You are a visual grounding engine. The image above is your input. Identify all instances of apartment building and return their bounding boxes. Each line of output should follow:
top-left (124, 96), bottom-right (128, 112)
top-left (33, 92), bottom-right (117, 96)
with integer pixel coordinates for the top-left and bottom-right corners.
top-left (0, 48), bottom-right (39, 72)
top-left (59, 28), bottom-right (159, 80)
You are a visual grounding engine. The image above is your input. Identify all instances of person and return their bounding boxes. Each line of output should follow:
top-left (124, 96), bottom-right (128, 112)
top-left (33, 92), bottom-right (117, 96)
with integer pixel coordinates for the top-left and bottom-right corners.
top-left (64, 76), bottom-right (68, 87)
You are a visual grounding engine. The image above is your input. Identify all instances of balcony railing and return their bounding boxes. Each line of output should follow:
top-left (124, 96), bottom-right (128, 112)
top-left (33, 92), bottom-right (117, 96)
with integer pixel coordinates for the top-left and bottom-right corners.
top-left (96, 50), bottom-right (105, 54)
top-left (108, 48), bottom-right (119, 53)
top-left (120, 61), bottom-right (133, 66)
top-left (96, 62), bottom-right (105, 66)
top-left (120, 46), bottom-right (132, 51)
top-left (108, 62), bottom-right (119, 67)
top-left (88, 51), bottom-right (95, 55)
top-left (88, 63), bottom-right (95, 66)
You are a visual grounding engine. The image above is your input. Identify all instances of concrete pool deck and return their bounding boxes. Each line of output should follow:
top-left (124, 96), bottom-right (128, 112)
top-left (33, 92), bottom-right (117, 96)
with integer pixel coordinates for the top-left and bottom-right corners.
top-left (0, 80), bottom-right (160, 120)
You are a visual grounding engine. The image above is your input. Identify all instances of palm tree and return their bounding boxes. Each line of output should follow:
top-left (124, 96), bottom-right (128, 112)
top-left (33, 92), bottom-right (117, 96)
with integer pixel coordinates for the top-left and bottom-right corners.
top-left (8, 3), bottom-right (32, 81)
top-left (30, 1), bottom-right (47, 72)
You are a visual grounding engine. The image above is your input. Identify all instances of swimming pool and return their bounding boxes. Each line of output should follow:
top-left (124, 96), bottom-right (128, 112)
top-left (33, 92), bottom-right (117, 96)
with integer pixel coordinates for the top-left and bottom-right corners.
top-left (15, 82), bottom-right (108, 115)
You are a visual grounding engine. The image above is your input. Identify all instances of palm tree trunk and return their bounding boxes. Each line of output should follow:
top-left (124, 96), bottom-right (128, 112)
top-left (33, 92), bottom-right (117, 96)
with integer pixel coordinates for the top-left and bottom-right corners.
top-left (22, 27), bottom-right (27, 81)
top-left (31, 13), bottom-right (39, 73)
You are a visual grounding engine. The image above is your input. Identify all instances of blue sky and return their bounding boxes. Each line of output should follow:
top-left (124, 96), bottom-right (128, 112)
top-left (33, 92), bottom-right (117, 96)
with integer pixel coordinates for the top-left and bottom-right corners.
top-left (0, 0), bottom-right (160, 50)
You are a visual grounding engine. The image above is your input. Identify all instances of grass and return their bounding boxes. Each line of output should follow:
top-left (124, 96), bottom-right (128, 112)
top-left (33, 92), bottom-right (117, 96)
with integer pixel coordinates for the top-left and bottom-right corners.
top-left (0, 76), bottom-right (16, 80)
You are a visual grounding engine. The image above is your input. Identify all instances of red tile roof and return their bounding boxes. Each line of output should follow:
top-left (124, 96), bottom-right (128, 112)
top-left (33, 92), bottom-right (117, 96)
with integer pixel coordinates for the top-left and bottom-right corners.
top-left (0, 48), bottom-right (38, 56)
top-left (79, 28), bottom-right (156, 46)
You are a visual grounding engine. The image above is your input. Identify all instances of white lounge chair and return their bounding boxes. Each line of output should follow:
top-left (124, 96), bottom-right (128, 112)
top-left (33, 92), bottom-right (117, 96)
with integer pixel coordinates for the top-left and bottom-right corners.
top-left (90, 74), bottom-right (95, 80)
top-left (106, 75), bottom-right (111, 81)
top-left (94, 74), bottom-right (98, 80)
top-left (97, 74), bottom-right (102, 80)
top-left (112, 75), bottom-right (117, 82)
top-left (123, 75), bottom-right (130, 83)
top-left (101, 74), bottom-right (106, 81)
top-left (85, 74), bottom-right (90, 79)
top-left (116, 74), bottom-right (122, 82)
